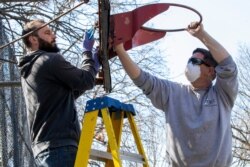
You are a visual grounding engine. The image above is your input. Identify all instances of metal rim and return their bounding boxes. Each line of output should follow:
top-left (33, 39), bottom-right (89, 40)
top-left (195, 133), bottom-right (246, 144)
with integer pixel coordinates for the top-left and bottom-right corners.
top-left (141, 3), bottom-right (203, 32)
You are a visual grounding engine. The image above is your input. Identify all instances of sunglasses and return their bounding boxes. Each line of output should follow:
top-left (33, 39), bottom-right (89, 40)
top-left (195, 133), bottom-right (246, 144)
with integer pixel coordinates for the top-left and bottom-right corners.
top-left (188, 58), bottom-right (211, 67)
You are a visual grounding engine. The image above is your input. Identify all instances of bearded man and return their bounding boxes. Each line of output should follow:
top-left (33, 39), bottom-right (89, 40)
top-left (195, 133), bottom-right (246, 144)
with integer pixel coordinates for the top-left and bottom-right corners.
top-left (18, 19), bottom-right (99, 167)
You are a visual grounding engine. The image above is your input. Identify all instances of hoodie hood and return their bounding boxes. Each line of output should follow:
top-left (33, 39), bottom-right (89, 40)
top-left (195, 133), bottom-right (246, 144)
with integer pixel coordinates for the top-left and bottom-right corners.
top-left (18, 50), bottom-right (45, 78)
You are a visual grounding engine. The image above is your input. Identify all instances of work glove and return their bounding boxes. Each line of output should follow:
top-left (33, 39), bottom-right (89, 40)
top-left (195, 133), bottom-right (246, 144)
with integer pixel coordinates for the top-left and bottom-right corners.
top-left (82, 28), bottom-right (95, 52)
top-left (92, 47), bottom-right (101, 72)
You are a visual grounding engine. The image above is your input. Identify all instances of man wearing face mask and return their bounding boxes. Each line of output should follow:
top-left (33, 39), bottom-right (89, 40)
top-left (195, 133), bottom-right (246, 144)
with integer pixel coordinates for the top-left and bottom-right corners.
top-left (114, 21), bottom-right (238, 167)
top-left (18, 19), bottom-right (100, 167)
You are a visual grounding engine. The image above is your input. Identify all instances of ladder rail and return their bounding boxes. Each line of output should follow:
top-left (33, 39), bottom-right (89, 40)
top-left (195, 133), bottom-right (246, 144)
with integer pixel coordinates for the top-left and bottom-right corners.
top-left (105, 112), bottom-right (124, 167)
top-left (74, 110), bottom-right (99, 167)
top-left (101, 108), bottom-right (122, 167)
top-left (127, 113), bottom-right (150, 167)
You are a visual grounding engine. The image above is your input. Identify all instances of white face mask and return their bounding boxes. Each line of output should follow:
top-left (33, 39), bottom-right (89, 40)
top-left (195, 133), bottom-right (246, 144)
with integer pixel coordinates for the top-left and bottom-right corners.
top-left (185, 63), bottom-right (201, 82)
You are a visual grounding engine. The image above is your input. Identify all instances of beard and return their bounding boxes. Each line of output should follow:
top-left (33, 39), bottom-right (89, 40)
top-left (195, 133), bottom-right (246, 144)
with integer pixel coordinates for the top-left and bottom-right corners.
top-left (38, 37), bottom-right (60, 53)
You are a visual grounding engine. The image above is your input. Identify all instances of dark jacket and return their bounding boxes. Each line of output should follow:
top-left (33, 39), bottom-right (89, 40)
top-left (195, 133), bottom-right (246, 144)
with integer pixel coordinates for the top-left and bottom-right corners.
top-left (18, 50), bottom-right (97, 157)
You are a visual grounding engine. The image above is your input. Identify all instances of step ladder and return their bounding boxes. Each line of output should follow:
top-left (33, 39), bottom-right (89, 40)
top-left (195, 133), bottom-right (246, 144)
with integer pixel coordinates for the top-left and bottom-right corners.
top-left (74, 96), bottom-right (149, 167)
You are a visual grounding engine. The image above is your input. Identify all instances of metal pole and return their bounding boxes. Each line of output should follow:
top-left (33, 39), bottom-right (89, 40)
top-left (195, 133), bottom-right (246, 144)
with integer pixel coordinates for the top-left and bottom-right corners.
top-left (0, 81), bottom-right (21, 87)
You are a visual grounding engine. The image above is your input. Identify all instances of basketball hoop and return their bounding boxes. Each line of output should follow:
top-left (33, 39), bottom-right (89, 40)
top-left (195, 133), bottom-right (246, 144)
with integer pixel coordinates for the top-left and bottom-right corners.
top-left (109, 3), bottom-right (203, 58)
top-left (141, 3), bottom-right (203, 32)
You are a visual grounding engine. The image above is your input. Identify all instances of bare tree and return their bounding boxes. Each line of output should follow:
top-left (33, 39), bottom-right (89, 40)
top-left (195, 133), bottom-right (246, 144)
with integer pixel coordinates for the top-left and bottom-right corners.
top-left (0, 0), bottom-right (171, 166)
top-left (0, 0), bottom-right (245, 166)
top-left (232, 45), bottom-right (250, 167)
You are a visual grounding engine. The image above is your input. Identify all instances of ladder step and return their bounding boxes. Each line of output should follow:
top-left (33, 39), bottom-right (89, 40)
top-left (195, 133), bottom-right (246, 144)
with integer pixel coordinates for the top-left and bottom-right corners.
top-left (90, 149), bottom-right (146, 164)
top-left (85, 96), bottom-right (136, 116)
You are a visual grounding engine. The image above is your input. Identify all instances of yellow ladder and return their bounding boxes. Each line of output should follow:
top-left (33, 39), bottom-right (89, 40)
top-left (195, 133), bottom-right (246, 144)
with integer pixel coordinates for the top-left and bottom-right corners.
top-left (74, 96), bottom-right (149, 167)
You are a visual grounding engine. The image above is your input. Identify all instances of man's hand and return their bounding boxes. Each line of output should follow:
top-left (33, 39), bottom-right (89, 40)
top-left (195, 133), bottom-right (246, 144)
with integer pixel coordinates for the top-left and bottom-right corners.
top-left (114, 43), bottom-right (125, 55)
top-left (187, 21), bottom-right (230, 63)
top-left (83, 28), bottom-right (95, 52)
top-left (187, 21), bottom-right (204, 37)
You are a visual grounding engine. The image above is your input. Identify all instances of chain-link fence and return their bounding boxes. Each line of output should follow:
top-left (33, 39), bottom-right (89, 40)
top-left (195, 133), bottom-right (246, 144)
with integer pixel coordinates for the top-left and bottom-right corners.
top-left (0, 19), bottom-right (36, 167)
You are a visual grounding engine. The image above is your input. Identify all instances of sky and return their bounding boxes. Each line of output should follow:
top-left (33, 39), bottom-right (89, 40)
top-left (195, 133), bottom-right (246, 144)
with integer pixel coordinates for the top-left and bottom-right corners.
top-left (148, 0), bottom-right (250, 83)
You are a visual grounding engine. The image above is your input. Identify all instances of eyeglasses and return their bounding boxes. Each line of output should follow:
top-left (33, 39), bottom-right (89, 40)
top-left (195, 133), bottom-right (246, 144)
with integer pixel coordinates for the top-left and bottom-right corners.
top-left (188, 57), bottom-right (210, 67)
